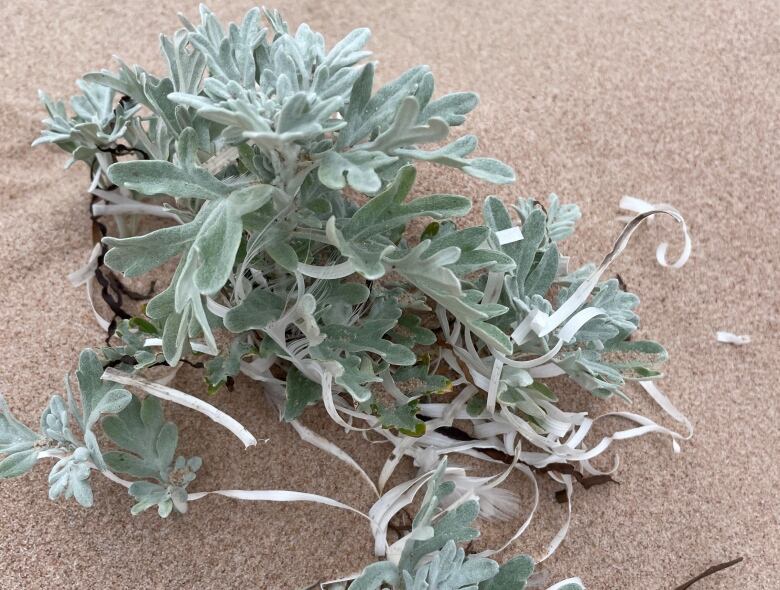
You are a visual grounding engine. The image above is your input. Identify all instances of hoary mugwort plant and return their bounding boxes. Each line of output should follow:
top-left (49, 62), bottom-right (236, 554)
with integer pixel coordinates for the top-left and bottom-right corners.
top-left (1, 5), bottom-right (693, 588)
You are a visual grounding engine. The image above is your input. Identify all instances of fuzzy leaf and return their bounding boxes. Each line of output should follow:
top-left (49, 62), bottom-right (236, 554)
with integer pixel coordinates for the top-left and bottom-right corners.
top-left (283, 367), bottom-right (323, 421)
top-left (108, 128), bottom-right (230, 200)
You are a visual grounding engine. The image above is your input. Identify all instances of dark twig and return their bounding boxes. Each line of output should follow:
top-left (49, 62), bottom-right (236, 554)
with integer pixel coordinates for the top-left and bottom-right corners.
top-left (673, 557), bottom-right (743, 590)
top-left (532, 199), bottom-right (548, 216)
top-left (96, 143), bottom-right (150, 160)
top-left (106, 273), bottom-right (156, 301)
top-left (85, 148), bottom-right (157, 342)
top-left (616, 273), bottom-right (628, 291)
top-left (433, 425), bottom-right (619, 499)
top-left (89, 202), bottom-right (130, 343)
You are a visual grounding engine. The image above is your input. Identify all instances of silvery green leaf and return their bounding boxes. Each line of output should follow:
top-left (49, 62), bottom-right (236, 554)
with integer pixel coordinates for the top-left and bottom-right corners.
top-left (185, 6), bottom-right (267, 87)
top-left (84, 59), bottom-right (180, 133)
top-left (85, 387), bottom-right (132, 432)
top-left (388, 314), bottom-right (437, 349)
top-left (420, 91), bottom-right (479, 126)
top-left (462, 158), bottom-right (516, 184)
top-left (108, 128), bottom-right (230, 200)
top-left (33, 82), bottom-right (137, 165)
top-left (323, 27), bottom-right (371, 69)
top-left (349, 562), bottom-right (401, 590)
top-left (367, 96), bottom-right (449, 153)
top-left (513, 209), bottom-right (547, 292)
top-left (205, 338), bottom-right (253, 394)
top-left (48, 447), bottom-right (94, 507)
top-left (283, 366), bottom-right (322, 421)
top-left (223, 288), bottom-right (285, 333)
top-left (521, 195), bottom-right (581, 242)
top-left (326, 217), bottom-right (395, 280)
top-left (329, 354), bottom-right (382, 402)
top-left (127, 454), bottom-right (201, 517)
top-left (167, 184), bottom-right (275, 295)
top-left (314, 318), bottom-right (416, 367)
top-left (70, 352), bottom-right (132, 472)
top-left (262, 7), bottom-right (288, 36)
top-left (76, 349), bottom-right (131, 428)
top-left (103, 395), bottom-right (179, 480)
top-left (318, 149), bottom-right (398, 194)
top-left (0, 395), bottom-right (39, 455)
top-left (413, 542), bottom-right (499, 589)
top-left (101, 319), bottom-right (162, 371)
top-left (160, 307), bottom-right (190, 366)
top-left (103, 205), bottom-right (208, 277)
top-left (401, 501), bottom-right (481, 570)
top-left (343, 166), bottom-right (470, 241)
top-left (377, 401), bottom-right (425, 436)
top-left (602, 340), bottom-right (668, 379)
top-left (128, 480), bottom-right (174, 517)
top-left (246, 92), bottom-right (344, 146)
top-left (524, 243), bottom-right (559, 297)
top-left (427, 225), bottom-right (516, 275)
top-left (0, 446), bottom-right (40, 479)
top-left (557, 350), bottom-right (626, 399)
top-left (161, 29), bottom-right (207, 94)
top-left (125, 115), bottom-right (173, 161)
top-left (478, 555), bottom-right (534, 590)
top-left (339, 65), bottom-right (430, 147)
top-left (483, 196), bottom-right (525, 278)
top-left (396, 135), bottom-right (515, 185)
top-left (169, 79), bottom-right (272, 141)
top-left (390, 241), bottom-right (512, 354)
top-left (393, 359), bottom-right (451, 397)
top-left (557, 278), bottom-right (639, 344)
top-left (315, 281), bottom-right (370, 325)
top-left (266, 239), bottom-right (299, 272)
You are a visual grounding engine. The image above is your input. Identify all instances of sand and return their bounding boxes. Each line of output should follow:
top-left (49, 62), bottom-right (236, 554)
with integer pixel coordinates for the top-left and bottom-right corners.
top-left (0, 1), bottom-right (778, 588)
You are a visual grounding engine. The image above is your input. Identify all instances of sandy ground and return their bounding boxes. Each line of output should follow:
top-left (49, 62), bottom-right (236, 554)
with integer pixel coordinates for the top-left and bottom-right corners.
top-left (0, 1), bottom-right (778, 588)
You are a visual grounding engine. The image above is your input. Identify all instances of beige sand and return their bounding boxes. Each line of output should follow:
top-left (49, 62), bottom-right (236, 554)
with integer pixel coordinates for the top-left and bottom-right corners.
top-left (0, 1), bottom-right (778, 588)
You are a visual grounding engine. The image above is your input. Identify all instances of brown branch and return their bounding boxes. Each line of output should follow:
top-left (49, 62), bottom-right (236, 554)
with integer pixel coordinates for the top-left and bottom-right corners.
top-left (673, 557), bottom-right (743, 590)
top-left (433, 425), bottom-right (619, 500)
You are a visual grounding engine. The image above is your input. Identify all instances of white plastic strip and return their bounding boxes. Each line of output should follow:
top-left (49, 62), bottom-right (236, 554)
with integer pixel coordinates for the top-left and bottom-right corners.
top-left (69, 244), bottom-right (112, 331)
top-left (186, 489), bottom-right (369, 521)
top-left (545, 577), bottom-right (585, 590)
top-left (638, 379), bottom-right (693, 451)
top-left (263, 383), bottom-right (378, 497)
top-left (206, 296), bottom-right (231, 318)
top-left (67, 243), bottom-right (102, 287)
top-left (143, 337), bottom-right (214, 356)
top-left (369, 467), bottom-right (462, 556)
top-left (102, 368), bottom-right (258, 448)
top-left (619, 196), bottom-right (692, 268)
top-left (38, 449), bottom-right (368, 524)
top-left (202, 146), bottom-right (240, 175)
top-left (505, 307), bottom-right (605, 367)
top-left (513, 205), bottom-right (690, 345)
top-left (472, 461), bottom-right (539, 559)
top-left (91, 201), bottom-right (183, 221)
top-left (289, 418), bottom-right (380, 497)
top-left (495, 226), bottom-right (523, 245)
top-left (485, 358), bottom-right (504, 414)
top-left (297, 260), bottom-right (356, 280)
top-left (537, 474), bottom-right (573, 563)
top-left (85, 278), bottom-right (112, 331)
top-left (716, 330), bottom-right (751, 346)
